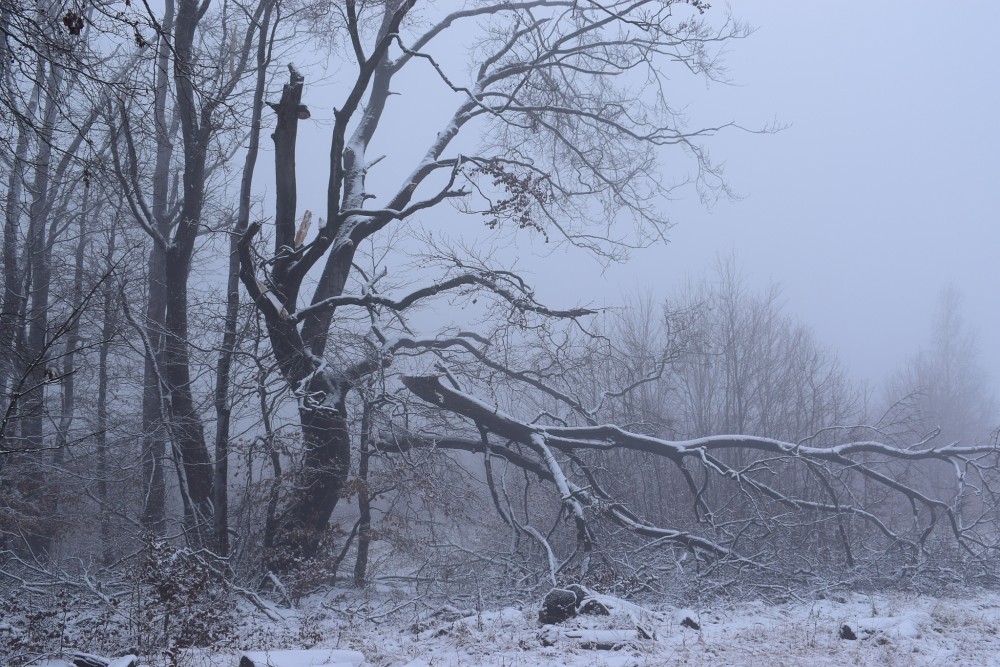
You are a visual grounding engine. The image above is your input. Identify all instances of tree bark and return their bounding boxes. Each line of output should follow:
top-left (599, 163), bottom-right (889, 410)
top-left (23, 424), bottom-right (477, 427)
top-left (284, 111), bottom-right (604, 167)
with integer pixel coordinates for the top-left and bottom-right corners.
top-left (276, 384), bottom-right (351, 564)
top-left (213, 234), bottom-right (237, 557)
top-left (158, 0), bottom-right (218, 544)
top-left (0, 105), bottom-right (34, 409)
top-left (162, 250), bottom-right (214, 536)
top-left (240, 70), bottom-right (352, 567)
top-left (138, 0), bottom-right (177, 536)
top-left (55, 187), bottom-right (90, 457)
top-left (96, 231), bottom-right (117, 565)
top-left (212, 0), bottom-right (275, 556)
top-left (353, 400), bottom-right (373, 586)
top-left (140, 243), bottom-right (168, 534)
top-left (19, 62), bottom-right (64, 557)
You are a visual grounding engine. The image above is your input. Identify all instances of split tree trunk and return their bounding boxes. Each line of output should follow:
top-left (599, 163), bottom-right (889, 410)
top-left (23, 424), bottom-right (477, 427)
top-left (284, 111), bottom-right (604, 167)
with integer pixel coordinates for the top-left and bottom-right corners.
top-left (241, 70), bottom-right (352, 568)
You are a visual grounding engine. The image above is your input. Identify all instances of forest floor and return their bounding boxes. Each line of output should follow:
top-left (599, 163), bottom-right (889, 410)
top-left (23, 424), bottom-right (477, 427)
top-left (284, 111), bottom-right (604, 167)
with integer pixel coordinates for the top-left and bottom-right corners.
top-left (37, 587), bottom-right (1000, 666)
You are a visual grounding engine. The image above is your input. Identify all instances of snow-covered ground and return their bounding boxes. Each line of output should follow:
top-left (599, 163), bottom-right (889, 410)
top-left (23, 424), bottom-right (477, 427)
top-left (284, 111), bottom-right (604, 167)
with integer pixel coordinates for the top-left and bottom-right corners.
top-left (37, 589), bottom-right (1000, 667)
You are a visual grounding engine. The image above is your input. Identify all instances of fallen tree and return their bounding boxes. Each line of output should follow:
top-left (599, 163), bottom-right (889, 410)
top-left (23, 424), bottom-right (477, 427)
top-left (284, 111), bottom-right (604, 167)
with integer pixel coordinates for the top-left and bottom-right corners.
top-left (384, 373), bottom-right (1000, 586)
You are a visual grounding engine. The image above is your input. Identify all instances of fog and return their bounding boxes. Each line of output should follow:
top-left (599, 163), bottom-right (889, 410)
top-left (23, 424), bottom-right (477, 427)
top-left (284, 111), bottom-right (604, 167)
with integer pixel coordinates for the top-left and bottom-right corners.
top-left (598, 3), bottom-right (1000, 390)
top-left (3, 2), bottom-right (1000, 663)
top-left (283, 3), bottom-right (999, 395)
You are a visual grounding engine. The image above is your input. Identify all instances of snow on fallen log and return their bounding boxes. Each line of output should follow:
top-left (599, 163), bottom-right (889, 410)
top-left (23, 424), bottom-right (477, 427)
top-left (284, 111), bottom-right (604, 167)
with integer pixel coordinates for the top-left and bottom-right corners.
top-left (536, 585), bottom-right (664, 649)
top-left (107, 658), bottom-right (138, 667)
top-left (561, 628), bottom-right (644, 650)
top-left (71, 653), bottom-right (137, 667)
top-left (72, 653), bottom-right (110, 667)
top-left (238, 649), bottom-right (365, 667)
top-left (416, 607), bottom-right (524, 641)
top-left (839, 611), bottom-right (932, 641)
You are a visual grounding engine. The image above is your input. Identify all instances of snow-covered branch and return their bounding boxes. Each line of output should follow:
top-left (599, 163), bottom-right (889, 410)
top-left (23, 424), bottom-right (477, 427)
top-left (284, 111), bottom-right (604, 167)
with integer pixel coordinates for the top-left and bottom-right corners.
top-left (394, 374), bottom-right (1000, 570)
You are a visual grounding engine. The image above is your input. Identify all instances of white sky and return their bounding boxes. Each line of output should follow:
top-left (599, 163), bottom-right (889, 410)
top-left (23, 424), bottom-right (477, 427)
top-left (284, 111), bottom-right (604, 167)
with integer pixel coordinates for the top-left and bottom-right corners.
top-left (277, 2), bottom-right (1000, 399)
top-left (549, 2), bottom-right (1000, 392)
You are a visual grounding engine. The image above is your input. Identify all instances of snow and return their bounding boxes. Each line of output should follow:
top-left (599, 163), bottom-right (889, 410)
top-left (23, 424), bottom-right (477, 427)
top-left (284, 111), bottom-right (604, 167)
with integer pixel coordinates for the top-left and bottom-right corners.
top-left (261, 589), bottom-right (993, 666)
top-left (27, 589), bottom-right (1000, 666)
top-left (415, 607), bottom-right (523, 641)
top-left (845, 611), bottom-right (933, 639)
top-left (325, 589), bottom-right (1000, 666)
top-left (241, 649), bottom-right (365, 667)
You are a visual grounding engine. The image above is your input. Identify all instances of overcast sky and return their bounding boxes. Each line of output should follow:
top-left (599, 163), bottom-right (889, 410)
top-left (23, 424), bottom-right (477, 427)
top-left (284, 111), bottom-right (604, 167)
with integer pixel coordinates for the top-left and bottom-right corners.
top-left (563, 2), bottom-right (1000, 394)
top-left (283, 2), bottom-right (999, 401)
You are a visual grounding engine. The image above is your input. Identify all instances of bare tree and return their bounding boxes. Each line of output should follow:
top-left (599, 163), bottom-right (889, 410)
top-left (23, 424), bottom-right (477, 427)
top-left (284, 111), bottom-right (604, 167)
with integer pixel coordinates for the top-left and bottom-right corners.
top-left (370, 268), bottom-right (999, 587)
top-left (887, 286), bottom-right (998, 448)
top-left (0, 18), bottom-right (112, 556)
top-left (391, 371), bottom-right (1000, 587)
top-left (238, 0), bottom-right (749, 570)
top-left (109, 0), bottom-right (285, 548)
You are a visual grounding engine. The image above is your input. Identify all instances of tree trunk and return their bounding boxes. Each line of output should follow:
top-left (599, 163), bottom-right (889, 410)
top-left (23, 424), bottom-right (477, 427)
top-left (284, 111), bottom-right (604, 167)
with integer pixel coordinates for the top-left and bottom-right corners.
top-left (141, 243), bottom-right (168, 534)
top-left (138, 0), bottom-right (177, 536)
top-left (158, 0), bottom-right (218, 545)
top-left (212, 0), bottom-right (275, 555)
top-left (96, 231), bottom-right (117, 565)
top-left (19, 63), bottom-right (63, 557)
top-left (55, 191), bottom-right (89, 456)
top-left (212, 235), bottom-right (237, 556)
top-left (162, 249), bottom-right (214, 540)
top-left (240, 70), bottom-right (353, 568)
top-left (353, 400), bottom-right (373, 586)
top-left (265, 371), bottom-right (351, 568)
top-left (0, 108), bottom-right (34, 410)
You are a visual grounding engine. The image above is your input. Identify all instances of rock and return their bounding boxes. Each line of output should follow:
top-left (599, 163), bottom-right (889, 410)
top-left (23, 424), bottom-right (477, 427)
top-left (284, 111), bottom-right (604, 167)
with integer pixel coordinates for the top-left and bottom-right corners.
top-left (579, 598), bottom-right (610, 616)
top-left (539, 588), bottom-right (579, 625)
top-left (565, 584), bottom-right (588, 606)
top-left (839, 624), bottom-right (857, 640)
top-left (680, 616), bottom-right (700, 631)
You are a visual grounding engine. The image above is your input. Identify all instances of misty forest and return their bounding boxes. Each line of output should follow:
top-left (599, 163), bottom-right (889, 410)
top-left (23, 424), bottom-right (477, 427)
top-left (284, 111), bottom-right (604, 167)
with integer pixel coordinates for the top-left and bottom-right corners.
top-left (2, 1), bottom-right (999, 665)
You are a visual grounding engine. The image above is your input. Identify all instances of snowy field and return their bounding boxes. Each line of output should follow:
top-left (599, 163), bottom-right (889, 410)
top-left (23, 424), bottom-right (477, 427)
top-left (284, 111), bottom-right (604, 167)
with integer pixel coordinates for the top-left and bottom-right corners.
top-left (37, 589), bottom-right (1000, 667)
